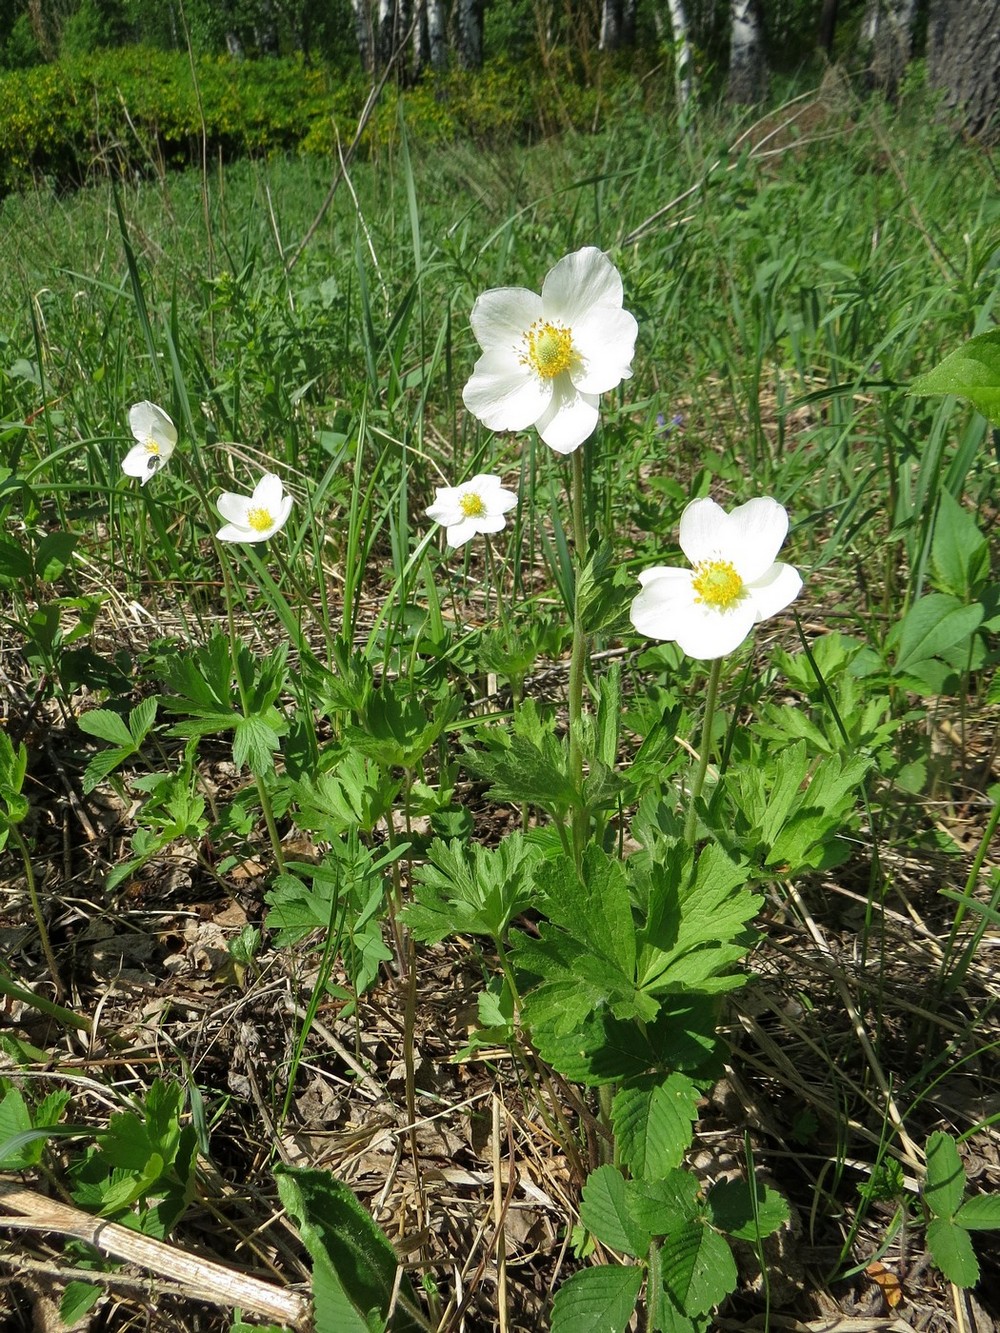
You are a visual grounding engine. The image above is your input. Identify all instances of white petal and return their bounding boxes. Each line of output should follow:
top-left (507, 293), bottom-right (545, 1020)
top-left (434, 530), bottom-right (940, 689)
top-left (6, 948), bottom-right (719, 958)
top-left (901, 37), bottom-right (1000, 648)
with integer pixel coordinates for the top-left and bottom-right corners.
top-left (469, 287), bottom-right (543, 351)
top-left (270, 493), bottom-right (294, 535)
top-left (446, 518), bottom-right (480, 548)
top-left (129, 401), bottom-right (177, 448)
top-left (727, 498), bottom-right (789, 582)
top-left (629, 570), bottom-right (696, 639)
top-left (463, 350), bottom-right (551, 432)
top-left (217, 491), bottom-right (251, 525)
top-left (570, 306), bottom-right (638, 393)
top-left (476, 513), bottom-right (508, 535)
top-left (254, 472), bottom-right (285, 510)
top-left (216, 521), bottom-right (256, 543)
top-left (748, 561), bottom-right (803, 622)
top-left (674, 601), bottom-right (757, 660)
top-left (535, 379), bottom-right (599, 454)
top-left (541, 248), bottom-right (624, 326)
top-left (678, 497), bottom-right (730, 566)
top-left (426, 498), bottom-right (461, 526)
top-left (121, 443), bottom-right (154, 479)
top-left (493, 487), bottom-right (518, 514)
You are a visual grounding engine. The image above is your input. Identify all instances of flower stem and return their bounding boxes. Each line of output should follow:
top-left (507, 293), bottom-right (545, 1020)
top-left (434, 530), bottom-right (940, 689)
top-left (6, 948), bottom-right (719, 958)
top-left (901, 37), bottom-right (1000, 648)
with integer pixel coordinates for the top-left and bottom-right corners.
top-left (568, 448), bottom-right (588, 867)
top-left (684, 656), bottom-right (723, 847)
top-left (9, 823), bottom-right (64, 999)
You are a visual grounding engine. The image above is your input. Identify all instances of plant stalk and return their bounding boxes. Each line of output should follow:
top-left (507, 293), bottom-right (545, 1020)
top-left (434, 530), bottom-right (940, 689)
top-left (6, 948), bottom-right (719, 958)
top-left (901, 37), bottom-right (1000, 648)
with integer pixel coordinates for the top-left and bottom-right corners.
top-left (684, 655), bottom-right (723, 846)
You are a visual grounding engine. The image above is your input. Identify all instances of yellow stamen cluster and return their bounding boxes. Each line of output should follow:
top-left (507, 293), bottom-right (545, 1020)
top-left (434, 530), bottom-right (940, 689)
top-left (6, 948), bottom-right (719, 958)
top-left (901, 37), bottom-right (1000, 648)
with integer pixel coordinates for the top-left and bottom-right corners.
top-left (246, 506), bottom-right (274, 533)
top-left (691, 559), bottom-right (745, 610)
top-left (522, 320), bottom-right (575, 379)
top-left (460, 491), bottom-right (487, 518)
top-left (144, 440), bottom-right (161, 455)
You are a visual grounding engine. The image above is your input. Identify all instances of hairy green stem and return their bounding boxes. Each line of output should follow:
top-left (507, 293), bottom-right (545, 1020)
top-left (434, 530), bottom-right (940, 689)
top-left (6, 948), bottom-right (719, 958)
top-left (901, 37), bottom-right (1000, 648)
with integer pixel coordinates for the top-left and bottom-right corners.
top-left (567, 448), bottom-right (588, 867)
top-left (0, 964), bottom-right (86, 1032)
top-left (684, 656), bottom-right (723, 846)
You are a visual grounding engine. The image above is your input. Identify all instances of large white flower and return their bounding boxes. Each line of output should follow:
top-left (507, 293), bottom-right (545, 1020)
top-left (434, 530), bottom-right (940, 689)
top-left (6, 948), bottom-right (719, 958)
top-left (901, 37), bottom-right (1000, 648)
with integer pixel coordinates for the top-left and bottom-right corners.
top-left (216, 472), bottom-right (293, 544)
top-left (630, 497), bottom-right (803, 660)
top-left (122, 402), bottom-right (177, 484)
top-left (462, 247), bottom-right (638, 456)
top-left (425, 473), bottom-right (518, 548)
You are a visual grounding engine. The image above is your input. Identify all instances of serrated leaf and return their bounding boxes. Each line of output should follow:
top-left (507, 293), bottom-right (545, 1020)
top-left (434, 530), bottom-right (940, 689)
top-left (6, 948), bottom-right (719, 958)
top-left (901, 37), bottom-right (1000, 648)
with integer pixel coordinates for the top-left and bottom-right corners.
top-left (551, 1264), bottom-right (644, 1333)
top-left (77, 709), bottom-right (134, 748)
top-left (924, 1132), bottom-right (966, 1219)
top-left (579, 1165), bottom-right (652, 1258)
top-left (927, 1216), bottom-right (980, 1287)
top-left (892, 595), bottom-right (983, 673)
top-left (955, 1194), bottom-right (1000, 1230)
top-left (0, 1087), bottom-right (32, 1167)
top-left (82, 746), bottom-right (134, 794)
top-left (910, 329), bottom-right (1000, 423)
top-left (129, 695), bottom-right (158, 743)
top-left (626, 1169), bottom-right (702, 1235)
top-left (659, 1221), bottom-right (738, 1316)
top-left (613, 1074), bottom-right (700, 1179)
top-left (931, 490), bottom-right (990, 600)
top-left (233, 712), bottom-right (283, 775)
top-left (706, 1178), bottom-right (789, 1240)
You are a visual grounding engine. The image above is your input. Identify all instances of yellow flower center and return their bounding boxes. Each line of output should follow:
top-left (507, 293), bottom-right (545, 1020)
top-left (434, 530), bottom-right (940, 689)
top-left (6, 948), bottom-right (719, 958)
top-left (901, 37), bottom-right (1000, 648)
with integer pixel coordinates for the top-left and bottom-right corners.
top-left (460, 491), bottom-right (486, 518)
top-left (522, 320), bottom-right (575, 379)
top-left (246, 506), bottom-right (274, 532)
top-left (691, 559), bottom-right (745, 610)
top-left (144, 439), bottom-right (160, 455)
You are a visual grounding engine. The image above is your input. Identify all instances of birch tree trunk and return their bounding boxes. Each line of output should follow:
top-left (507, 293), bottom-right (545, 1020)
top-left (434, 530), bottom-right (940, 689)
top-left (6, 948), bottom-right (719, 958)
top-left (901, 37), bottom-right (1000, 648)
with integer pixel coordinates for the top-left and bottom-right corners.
top-left (350, 0), bottom-right (374, 72)
top-left (600, 0), bottom-right (621, 50)
top-left (728, 0), bottom-right (767, 105)
top-left (427, 0), bottom-right (448, 70)
top-left (455, 0), bottom-right (483, 70)
top-left (664, 0), bottom-right (695, 112)
top-left (376, 0), bottom-right (396, 69)
top-left (927, 0), bottom-right (1000, 139)
top-left (860, 0), bottom-right (918, 97)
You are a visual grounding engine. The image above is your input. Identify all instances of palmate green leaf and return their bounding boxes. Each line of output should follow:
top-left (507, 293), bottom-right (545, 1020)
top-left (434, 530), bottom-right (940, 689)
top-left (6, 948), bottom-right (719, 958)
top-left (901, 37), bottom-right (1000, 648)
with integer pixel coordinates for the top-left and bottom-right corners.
top-left (550, 1265), bottom-right (644, 1333)
top-left (659, 1221), bottom-right (738, 1317)
top-left (274, 1165), bottom-right (422, 1333)
top-left (579, 1165), bottom-right (652, 1258)
top-left (539, 846), bottom-right (636, 980)
top-left (233, 711), bottom-right (285, 775)
top-left (926, 1217), bottom-right (980, 1287)
top-left (955, 1195), bottom-right (1000, 1230)
top-left (910, 329), bottom-right (1000, 424)
top-left (891, 594), bottom-right (983, 674)
top-left (77, 708), bottom-right (134, 748)
top-left (613, 1074), bottom-right (700, 1180)
top-left (635, 844), bottom-right (759, 998)
top-left (931, 490), bottom-right (990, 600)
top-left (924, 1131), bottom-right (967, 1219)
top-left (403, 833), bottom-right (539, 944)
top-left (706, 1178), bottom-right (789, 1240)
top-left (463, 732), bottom-right (579, 818)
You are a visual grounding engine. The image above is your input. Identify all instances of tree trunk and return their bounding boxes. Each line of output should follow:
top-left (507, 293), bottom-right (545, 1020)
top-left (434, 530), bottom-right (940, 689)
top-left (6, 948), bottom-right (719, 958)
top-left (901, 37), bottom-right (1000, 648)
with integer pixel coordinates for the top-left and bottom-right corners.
top-left (728, 0), bottom-right (767, 105)
top-left (455, 0), bottom-right (483, 70)
top-left (600, 0), bottom-right (621, 50)
top-left (621, 0), bottom-right (637, 45)
top-left (819, 0), bottom-right (839, 56)
top-left (927, 0), bottom-right (1000, 138)
top-left (351, 0), bottom-right (374, 72)
top-left (376, 0), bottom-right (396, 69)
top-left (663, 0), bottom-right (695, 112)
top-left (860, 0), bottom-right (918, 97)
top-left (427, 0), bottom-right (447, 70)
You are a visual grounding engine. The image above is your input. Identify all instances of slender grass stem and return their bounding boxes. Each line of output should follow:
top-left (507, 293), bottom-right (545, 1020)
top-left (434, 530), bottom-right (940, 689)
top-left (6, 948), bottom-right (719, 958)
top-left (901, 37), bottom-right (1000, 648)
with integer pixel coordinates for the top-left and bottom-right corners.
top-left (9, 824), bottom-right (64, 999)
top-left (684, 656), bottom-right (723, 846)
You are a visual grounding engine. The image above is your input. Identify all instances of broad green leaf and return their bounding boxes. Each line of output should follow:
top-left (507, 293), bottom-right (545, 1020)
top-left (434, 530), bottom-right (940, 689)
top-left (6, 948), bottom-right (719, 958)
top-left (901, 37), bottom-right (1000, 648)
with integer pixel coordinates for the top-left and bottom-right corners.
top-left (539, 846), bottom-right (636, 981)
top-left (613, 1075), bottom-right (700, 1179)
top-left (129, 695), bottom-right (158, 743)
top-left (924, 1132), bottom-right (966, 1219)
top-left (0, 535), bottom-right (32, 581)
top-left (706, 1178), bottom-right (789, 1240)
top-left (275, 1165), bottom-right (421, 1332)
top-left (892, 595), bottom-right (983, 674)
top-left (931, 490), bottom-right (990, 600)
top-left (626, 1169), bottom-right (702, 1236)
top-left (955, 1194), bottom-right (1000, 1230)
top-left (579, 1165), bottom-right (652, 1258)
top-left (34, 530), bottom-right (78, 582)
top-left (550, 1264), bottom-right (644, 1333)
top-left (404, 833), bottom-right (539, 944)
top-left (233, 712), bottom-right (284, 775)
top-left (910, 329), bottom-right (1000, 424)
top-left (0, 1087), bottom-right (32, 1167)
top-left (82, 745), bottom-right (134, 794)
top-left (926, 1216), bottom-right (980, 1287)
top-left (659, 1221), bottom-right (738, 1316)
top-left (60, 1282), bottom-right (101, 1325)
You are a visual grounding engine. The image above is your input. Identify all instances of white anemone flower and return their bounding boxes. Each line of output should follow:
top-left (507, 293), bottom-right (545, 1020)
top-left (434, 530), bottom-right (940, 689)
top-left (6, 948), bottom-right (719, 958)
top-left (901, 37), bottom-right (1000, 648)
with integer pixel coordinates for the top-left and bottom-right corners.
top-left (425, 474), bottom-right (518, 549)
top-left (122, 401), bottom-right (177, 484)
top-left (630, 497), bottom-right (803, 660)
top-left (216, 472), bottom-right (293, 544)
top-left (462, 247), bottom-right (638, 456)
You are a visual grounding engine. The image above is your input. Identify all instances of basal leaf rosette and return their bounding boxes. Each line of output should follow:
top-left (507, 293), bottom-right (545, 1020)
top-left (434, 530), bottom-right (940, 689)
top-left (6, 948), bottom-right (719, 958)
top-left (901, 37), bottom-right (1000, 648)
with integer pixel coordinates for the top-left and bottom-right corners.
top-left (425, 473), bottom-right (518, 548)
top-left (462, 247), bottom-right (638, 455)
top-left (630, 497), bottom-right (803, 659)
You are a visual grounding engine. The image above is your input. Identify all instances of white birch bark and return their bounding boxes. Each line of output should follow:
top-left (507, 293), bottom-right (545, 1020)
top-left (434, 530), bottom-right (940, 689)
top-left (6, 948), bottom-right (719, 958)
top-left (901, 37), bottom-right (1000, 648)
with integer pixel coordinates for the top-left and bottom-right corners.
top-left (728, 0), bottom-right (766, 105)
top-left (600, 0), bottom-right (621, 51)
top-left (861, 0), bottom-right (918, 95)
top-left (350, 0), bottom-right (374, 72)
top-left (664, 0), bottom-right (694, 113)
top-left (456, 0), bottom-right (482, 70)
top-left (427, 0), bottom-right (447, 70)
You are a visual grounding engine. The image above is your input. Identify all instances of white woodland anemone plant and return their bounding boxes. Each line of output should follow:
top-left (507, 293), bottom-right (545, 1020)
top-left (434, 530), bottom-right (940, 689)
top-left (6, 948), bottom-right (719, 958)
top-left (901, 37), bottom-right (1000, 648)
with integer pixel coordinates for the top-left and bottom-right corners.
top-left (462, 247), bottom-right (638, 455)
top-left (216, 472), bottom-right (294, 544)
top-left (425, 473), bottom-right (518, 548)
top-left (630, 496), bottom-right (803, 660)
top-left (122, 401), bottom-right (177, 484)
